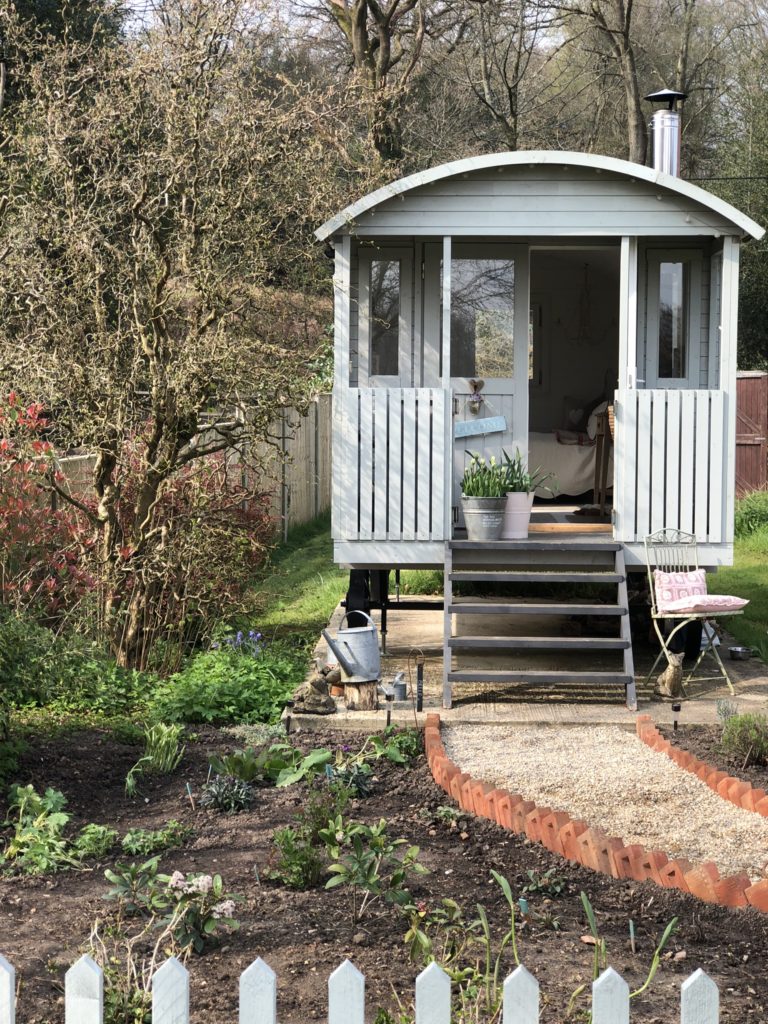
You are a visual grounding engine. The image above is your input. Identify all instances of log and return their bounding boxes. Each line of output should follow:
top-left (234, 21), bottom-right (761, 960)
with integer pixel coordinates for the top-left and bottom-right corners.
top-left (344, 682), bottom-right (378, 711)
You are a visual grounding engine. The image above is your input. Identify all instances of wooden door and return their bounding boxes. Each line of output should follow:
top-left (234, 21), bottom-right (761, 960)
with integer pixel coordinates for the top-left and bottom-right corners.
top-left (736, 372), bottom-right (767, 495)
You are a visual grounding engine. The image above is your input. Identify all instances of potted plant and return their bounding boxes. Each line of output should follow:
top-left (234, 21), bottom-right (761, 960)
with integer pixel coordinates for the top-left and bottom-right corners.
top-left (460, 453), bottom-right (508, 541)
top-left (501, 449), bottom-right (555, 539)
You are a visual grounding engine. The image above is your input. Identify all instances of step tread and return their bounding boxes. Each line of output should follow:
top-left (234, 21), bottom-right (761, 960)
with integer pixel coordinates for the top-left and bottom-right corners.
top-left (450, 539), bottom-right (620, 552)
top-left (447, 670), bottom-right (633, 685)
top-left (449, 570), bottom-right (624, 584)
top-left (448, 602), bottom-right (628, 616)
top-left (447, 636), bottom-right (630, 650)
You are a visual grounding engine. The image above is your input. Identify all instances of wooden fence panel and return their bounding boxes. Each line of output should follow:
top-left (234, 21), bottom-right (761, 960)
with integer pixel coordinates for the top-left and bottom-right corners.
top-left (735, 371), bottom-right (767, 496)
top-left (152, 958), bottom-right (189, 1024)
top-left (328, 960), bottom-right (365, 1024)
top-left (64, 955), bottom-right (102, 1024)
top-left (0, 957), bottom-right (14, 1024)
top-left (239, 958), bottom-right (276, 1024)
top-left (56, 397), bottom-right (333, 542)
top-left (0, 955), bottom-right (725, 1024)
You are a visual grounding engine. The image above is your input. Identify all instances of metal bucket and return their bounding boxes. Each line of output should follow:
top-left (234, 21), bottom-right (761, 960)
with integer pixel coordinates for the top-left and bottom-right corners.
top-left (332, 612), bottom-right (381, 683)
top-left (461, 496), bottom-right (506, 541)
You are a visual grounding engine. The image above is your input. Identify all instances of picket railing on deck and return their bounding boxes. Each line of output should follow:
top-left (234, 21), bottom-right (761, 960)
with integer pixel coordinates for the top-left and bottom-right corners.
top-left (333, 388), bottom-right (450, 543)
top-left (0, 954), bottom-right (721, 1023)
top-left (614, 389), bottom-right (729, 544)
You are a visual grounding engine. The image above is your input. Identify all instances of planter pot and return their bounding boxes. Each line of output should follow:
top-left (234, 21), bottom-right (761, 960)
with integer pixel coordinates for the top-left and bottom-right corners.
top-left (502, 491), bottom-right (534, 539)
top-left (461, 495), bottom-right (506, 541)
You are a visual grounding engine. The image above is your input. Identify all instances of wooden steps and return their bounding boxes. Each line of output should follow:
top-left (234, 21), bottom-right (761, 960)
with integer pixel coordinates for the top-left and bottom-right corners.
top-left (447, 636), bottom-right (630, 651)
top-left (448, 602), bottom-right (627, 616)
top-left (449, 570), bottom-right (624, 584)
top-left (443, 537), bottom-right (637, 710)
top-left (447, 670), bottom-right (633, 687)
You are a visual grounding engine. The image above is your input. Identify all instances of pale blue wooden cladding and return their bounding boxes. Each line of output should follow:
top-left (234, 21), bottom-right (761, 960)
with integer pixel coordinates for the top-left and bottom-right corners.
top-left (317, 152), bottom-right (764, 242)
top-left (614, 389), bottom-right (728, 544)
top-left (334, 388), bottom-right (450, 544)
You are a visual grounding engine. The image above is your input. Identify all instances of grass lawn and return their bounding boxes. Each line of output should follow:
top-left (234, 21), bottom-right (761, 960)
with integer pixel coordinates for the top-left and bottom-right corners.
top-left (710, 527), bottom-right (768, 661)
top-left (250, 513), bottom-right (348, 638)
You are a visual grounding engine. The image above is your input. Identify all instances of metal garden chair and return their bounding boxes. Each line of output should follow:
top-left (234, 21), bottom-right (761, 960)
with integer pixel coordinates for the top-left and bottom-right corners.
top-left (644, 528), bottom-right (744, 695)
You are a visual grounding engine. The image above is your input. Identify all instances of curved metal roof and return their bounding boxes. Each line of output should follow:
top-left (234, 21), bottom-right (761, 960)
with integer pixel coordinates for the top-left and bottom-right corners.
top-left (316, 150), bottom-right (764, 241)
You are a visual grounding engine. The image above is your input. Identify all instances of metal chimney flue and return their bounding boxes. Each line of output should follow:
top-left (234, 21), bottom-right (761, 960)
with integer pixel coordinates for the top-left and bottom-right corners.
top-left (645, 88), bottom-right (687, 177)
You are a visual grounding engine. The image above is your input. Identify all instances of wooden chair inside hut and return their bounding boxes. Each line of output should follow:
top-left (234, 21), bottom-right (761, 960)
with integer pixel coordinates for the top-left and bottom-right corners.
top-left (644, 528), bottom-right (749, 695)
top-left (592, 404), bottom-right (613, 516)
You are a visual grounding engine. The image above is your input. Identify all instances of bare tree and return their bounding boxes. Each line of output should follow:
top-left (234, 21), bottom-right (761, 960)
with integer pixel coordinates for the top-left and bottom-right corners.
top-left (0, 0), bottom-right (376, 666)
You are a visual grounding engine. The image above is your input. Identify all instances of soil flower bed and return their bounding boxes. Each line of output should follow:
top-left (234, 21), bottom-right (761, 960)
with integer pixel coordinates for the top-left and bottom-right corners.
top-left (0, 723), bottom-right (767, 1022)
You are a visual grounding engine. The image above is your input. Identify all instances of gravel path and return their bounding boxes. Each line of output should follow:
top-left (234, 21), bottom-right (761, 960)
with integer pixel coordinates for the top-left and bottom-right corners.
top-left (444, 724), bottom-right (768, 881)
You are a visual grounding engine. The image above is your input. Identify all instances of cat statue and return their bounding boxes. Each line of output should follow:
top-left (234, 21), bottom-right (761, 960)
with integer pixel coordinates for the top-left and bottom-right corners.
top-left (655, 652), bottom-right (684, 699)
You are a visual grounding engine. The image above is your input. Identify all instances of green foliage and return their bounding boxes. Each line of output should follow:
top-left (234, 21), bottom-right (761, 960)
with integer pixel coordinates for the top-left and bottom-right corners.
top-left (264, 780), bottom-right (351, 888)
top-left (209, 747), bottom-right (265, 782)
top-left (200, 774), bottom-right (255, 813)
top-left (434, 805), bottom-right (462, 825)
top-left (568, 892), bottom-right (677, 1016)
top-left (0, 611), bottom-right (155, 718)
top-left (404, 870), bottom-right (520, 1020)
top-left (364, 727), bottom-right (422, 765)
top-left (250, 513), bottom-right (348, 637)
top-left (165, 871), bottom-right (241, 954)
top-left (2, 784), bottom-right (76, 874)
top-left (120, 820), bottom-right (192, 858)
top-left (520, 868), bottom-right (566, 898)
top-left (460, 453), bottom-right (509, 497)
top-left (326, 762), bottom-right (374, 797)
top-left (321, 816), bottom-right (427, 923)
top-left (734, 491), bottom-right (768, 538)
top-left (73, 824), bottom-right (119, 860)
top-left (501, 448), bottom-right (555, 495)
top-left (104, 861), bottom-right (240, 953)
top-left (716, 699), bottom-right (740, 725)
top-left (709, 530), bottom-right (768, 662)
top-left (0, 737), bottom-right (26, 787)
top-left (125, 724), bottom-right (185, 796)
top-left (259, 743), bottom-right (333, 786)
top-left (149, 642), bottom-right (306, 724)
top-left (268, 825), bottom-right (327, 889)
top-left (721, 712), bottom-right (768, 766)
top-left (104, 858), bottom-right (168, 917)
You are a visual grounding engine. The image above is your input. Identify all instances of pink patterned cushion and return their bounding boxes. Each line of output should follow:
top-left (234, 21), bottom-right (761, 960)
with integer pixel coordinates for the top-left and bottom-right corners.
top-left (654, 569), bottom-right (747, 613)
top-left (660, 593), bottom-right (749, 614)
top-left (654, 569), bottom-right (707, 612)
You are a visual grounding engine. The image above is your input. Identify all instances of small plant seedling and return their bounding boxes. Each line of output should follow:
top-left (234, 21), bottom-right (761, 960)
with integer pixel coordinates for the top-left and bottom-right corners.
top-left (435, 805), bottom-right (462, 825)
top-left (126, 723), bottom-right (186, 796)
top-left (521, 867), bottom-right (566, 898)
top-left (73, 824), bottom-right (120, 860)
top-left (121, 820), bottom-right (192, 857)
top-left (200, 774), bottom-right (255, 813)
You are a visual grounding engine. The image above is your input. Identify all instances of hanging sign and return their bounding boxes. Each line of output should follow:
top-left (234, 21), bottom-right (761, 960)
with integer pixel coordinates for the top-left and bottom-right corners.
top-left (454, 416), bottom-right (507, 439)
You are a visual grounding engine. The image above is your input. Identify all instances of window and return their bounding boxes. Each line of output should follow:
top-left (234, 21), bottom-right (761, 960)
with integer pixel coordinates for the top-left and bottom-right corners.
top-left (358, 249), bottom-right (412, 386)
top-left (370, 259), bottom-right (400, 378)
top-left (450, 258), bottom-right (515, 378)
top-left (645, 250), bottom-right (703, 388)
top-left (658, 261), bottom-right (688, 379)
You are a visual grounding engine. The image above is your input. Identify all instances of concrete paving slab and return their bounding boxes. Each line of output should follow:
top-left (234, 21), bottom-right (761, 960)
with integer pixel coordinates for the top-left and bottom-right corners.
top-left (302, 601), bottom-right (768, 732)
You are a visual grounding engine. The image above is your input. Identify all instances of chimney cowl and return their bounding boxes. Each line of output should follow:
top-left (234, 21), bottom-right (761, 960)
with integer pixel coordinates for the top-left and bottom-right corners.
top-left (644, 88), bottom-right (687, 110)
top-left (645, 88), bottom-right (687, 177)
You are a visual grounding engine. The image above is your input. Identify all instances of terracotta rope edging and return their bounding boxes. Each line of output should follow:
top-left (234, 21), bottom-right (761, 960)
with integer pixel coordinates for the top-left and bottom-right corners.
top-left (423, 713), bottom-right (768, 913)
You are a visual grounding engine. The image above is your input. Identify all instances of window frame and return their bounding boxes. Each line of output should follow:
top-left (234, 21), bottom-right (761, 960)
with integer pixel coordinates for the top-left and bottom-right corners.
top-left (644, 248), bottom-right (703, 389)
top-left (357, 247), bottom-right (413, 387)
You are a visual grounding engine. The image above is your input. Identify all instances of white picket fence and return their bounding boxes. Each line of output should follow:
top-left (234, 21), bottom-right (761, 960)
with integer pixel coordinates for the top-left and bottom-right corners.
top-left (0, 954), bottom-right (720, 1023)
